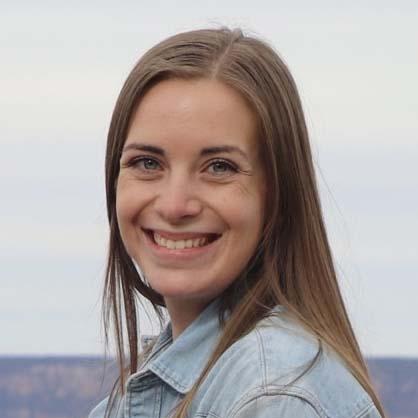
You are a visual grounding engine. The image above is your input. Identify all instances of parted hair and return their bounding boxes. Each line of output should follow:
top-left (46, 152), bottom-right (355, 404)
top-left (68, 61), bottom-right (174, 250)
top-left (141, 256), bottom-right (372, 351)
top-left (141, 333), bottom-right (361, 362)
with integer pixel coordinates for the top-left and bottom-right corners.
top-left (102, 27), bottom-right (385, 418)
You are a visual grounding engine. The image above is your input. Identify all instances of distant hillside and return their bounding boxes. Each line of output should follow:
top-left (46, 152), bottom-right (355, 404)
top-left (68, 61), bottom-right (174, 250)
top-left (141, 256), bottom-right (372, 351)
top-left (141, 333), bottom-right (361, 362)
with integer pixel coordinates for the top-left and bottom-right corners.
top-left (368, 357), bottom-right (418, 418)
top-left (0, 356), bottom-right (416, 418)
top-left (0, 356), bottom-right (117, 418)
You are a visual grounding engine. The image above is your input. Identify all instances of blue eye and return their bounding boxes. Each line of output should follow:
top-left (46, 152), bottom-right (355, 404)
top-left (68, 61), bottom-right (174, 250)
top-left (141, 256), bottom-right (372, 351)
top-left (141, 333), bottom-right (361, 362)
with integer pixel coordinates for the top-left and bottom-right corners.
top-left (207, 159), bottom-right (237, 175)
top-left (132, 157), bottom-right (161, 171)
top-left (142, 158), bottom-right (159, 170)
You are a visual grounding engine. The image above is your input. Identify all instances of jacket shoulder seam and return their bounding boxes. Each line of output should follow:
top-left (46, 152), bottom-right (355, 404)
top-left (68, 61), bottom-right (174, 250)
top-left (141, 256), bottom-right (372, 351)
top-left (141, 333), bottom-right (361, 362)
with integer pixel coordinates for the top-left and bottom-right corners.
top-left (225, 385), bottom-right (327, 418)
top-left (352, 402), bottom-right (379, 418)
top-left (228, 387), bottom-right (323, 418)
top-left (254, 328), bottom-right (268, 388)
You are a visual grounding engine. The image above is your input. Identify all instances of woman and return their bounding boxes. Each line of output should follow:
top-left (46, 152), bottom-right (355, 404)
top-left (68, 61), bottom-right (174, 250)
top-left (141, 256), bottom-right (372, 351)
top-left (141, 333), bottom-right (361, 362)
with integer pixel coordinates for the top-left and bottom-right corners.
top-left (89, 28), bottom-right (385, 418)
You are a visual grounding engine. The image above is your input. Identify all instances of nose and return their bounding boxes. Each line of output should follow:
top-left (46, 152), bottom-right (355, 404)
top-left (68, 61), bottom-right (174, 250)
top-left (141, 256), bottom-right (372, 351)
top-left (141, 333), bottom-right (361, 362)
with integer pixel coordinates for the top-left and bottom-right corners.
top-left (153, 174), bottom-right (203, 224)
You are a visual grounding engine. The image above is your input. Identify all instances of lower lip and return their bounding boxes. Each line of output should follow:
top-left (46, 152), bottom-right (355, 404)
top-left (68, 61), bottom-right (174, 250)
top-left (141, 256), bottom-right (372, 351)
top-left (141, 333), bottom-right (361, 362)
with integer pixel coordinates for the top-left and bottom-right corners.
top-left (142, 230), bottom-right (223, 261)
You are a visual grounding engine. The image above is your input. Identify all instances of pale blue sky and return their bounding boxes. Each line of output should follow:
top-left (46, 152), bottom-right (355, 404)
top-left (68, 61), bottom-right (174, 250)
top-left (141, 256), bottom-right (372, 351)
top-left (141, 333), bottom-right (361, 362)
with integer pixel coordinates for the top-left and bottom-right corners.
top-left (1, 1), bottom-right (417, 356)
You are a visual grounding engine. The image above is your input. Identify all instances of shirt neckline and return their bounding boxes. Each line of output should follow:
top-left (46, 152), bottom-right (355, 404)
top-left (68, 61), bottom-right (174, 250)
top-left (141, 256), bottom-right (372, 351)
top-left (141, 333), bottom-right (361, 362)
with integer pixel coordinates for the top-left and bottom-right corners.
top-left (131, 298), bottom-right (223, 394)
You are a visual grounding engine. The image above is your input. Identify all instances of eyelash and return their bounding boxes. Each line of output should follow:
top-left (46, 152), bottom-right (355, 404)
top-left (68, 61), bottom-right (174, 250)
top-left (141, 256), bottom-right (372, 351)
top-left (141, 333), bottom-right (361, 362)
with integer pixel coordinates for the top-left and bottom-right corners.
top-left (205, 159), bottom-right (238, 175)
top-left (126, 156), bottom-right (239, 176)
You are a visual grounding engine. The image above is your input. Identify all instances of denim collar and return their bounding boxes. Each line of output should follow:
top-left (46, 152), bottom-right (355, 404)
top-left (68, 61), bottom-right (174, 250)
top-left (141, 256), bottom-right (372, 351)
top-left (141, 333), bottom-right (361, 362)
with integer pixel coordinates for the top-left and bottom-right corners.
top-left (143, 299), bottom-right (223, 394)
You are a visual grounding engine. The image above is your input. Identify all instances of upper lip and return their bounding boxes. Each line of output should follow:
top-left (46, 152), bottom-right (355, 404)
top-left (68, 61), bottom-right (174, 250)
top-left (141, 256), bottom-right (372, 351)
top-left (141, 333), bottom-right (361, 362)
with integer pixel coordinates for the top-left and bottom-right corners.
top-left (143, 228), bottom-right (221, 241)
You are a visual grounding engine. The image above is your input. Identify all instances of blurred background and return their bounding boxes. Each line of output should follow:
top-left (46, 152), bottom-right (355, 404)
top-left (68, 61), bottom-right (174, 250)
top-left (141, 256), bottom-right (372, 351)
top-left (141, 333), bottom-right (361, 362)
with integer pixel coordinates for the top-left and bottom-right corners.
top-left (1, 1), bottom-right (417, 417)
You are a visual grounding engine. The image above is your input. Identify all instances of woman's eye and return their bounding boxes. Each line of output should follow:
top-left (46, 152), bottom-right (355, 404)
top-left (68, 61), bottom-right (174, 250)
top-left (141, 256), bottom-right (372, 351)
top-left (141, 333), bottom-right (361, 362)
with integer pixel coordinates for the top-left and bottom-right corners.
top-left (207, 160), bottom-right (237, 175)
top-left (130, 157), bottom-right (161, 171)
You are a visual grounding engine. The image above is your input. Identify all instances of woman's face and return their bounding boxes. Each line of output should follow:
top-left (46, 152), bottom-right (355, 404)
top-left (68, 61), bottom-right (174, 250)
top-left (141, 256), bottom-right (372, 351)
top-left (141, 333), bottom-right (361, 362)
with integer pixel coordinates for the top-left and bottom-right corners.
top-left (116, 78), bottom-right (265, 318)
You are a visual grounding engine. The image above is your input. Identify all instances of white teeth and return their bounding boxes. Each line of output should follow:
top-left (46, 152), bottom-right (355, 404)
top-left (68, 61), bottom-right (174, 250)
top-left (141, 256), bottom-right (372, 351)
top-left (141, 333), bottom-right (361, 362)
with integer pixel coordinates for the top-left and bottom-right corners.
top-left (175, 240), bottom-right (185, 250)
top-left (153, 232), bottom-right (209, 249)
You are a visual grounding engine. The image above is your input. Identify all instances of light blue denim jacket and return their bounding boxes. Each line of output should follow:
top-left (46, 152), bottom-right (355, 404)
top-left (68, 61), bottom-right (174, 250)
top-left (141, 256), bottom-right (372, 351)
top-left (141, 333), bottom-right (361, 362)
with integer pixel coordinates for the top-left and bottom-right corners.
top-left (89, 301), bottom-right (381, 418)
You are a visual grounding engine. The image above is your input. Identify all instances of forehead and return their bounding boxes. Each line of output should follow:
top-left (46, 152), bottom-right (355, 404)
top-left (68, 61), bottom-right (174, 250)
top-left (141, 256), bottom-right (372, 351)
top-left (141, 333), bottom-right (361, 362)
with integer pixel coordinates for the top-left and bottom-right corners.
top-left (125, 78), bottom-right (259, 154)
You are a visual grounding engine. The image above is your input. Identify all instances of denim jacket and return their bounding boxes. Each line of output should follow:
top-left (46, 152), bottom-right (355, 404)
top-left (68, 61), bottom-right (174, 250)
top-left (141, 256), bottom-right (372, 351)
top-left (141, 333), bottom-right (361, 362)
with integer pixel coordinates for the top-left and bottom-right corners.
top-left (88, 301), bottom-right (381, 418)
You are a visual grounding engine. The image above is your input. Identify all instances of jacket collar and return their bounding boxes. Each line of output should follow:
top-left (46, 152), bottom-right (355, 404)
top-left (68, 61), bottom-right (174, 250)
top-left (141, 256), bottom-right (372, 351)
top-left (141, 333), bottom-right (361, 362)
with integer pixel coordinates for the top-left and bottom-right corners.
top-left (144, 299), bottom-right (222, 394)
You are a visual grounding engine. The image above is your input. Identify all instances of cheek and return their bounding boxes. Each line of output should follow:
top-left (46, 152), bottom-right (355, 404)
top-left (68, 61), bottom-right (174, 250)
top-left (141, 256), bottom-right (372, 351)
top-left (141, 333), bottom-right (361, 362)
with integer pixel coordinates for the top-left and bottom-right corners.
top-left (236, 203), bottom-right (264, 238)
top-left (115, 195), bottom-right (131, 252)
top-left (115, 188), bottom-right (130, 226)
top-left (223, 182), bottom-right (265, 231)
top-left (115, 181), bottom-right (142, 233)
top-left (115, 185), bottom-right (147, 261)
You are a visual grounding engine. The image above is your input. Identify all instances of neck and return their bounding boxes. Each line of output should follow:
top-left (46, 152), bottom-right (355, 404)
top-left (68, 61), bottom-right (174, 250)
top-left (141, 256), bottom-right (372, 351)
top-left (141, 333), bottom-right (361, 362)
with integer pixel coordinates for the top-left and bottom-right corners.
top-left (165, 298), bottom-right (212, 339)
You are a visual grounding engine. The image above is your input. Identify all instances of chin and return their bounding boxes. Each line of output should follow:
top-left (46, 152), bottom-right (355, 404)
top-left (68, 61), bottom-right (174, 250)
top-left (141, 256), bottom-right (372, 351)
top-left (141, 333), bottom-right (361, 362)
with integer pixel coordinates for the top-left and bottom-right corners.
top-left (146, 272), bottom-right (219, 301)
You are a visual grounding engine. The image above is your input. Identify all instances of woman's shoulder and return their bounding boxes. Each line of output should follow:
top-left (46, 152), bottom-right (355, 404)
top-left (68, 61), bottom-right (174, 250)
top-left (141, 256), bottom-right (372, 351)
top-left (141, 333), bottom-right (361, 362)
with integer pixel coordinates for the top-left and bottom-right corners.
top-left (87, 396), bottom-right (109, 418)
top-left (196, 310), bottom-right (377, 418)
top-left (87, 393), bottom-right (125, 418)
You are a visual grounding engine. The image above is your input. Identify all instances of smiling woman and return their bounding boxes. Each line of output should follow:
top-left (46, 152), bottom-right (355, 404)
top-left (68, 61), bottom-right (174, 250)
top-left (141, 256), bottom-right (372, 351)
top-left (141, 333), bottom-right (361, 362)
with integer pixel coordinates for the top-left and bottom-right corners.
top-left (89, 28), bottom-right (385, 418)
top-left (116, 78), bottom-right (265, 336)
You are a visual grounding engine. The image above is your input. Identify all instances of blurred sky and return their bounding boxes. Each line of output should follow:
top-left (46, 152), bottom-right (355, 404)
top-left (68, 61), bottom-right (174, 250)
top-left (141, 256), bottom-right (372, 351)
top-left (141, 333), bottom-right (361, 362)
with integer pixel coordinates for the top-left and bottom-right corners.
top-left (0, 1), bottom-right (417, 357)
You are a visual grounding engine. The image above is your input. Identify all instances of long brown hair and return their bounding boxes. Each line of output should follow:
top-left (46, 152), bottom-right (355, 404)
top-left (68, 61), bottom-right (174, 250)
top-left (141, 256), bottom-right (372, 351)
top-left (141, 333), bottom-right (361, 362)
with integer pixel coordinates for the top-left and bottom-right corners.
top-left (102, 27), bottom-right (385, 417)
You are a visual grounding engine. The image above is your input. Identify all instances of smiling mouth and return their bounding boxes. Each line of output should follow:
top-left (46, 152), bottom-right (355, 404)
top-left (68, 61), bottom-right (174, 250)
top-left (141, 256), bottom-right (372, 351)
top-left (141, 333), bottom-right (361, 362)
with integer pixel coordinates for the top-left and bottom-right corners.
top-left (143, 229), bottom-right (222, 250)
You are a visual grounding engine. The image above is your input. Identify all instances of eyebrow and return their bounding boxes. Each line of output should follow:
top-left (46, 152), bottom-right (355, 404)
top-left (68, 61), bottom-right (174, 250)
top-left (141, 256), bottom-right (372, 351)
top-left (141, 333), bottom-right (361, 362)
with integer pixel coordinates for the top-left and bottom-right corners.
top-left (122, 143), bottom-right (249, 161)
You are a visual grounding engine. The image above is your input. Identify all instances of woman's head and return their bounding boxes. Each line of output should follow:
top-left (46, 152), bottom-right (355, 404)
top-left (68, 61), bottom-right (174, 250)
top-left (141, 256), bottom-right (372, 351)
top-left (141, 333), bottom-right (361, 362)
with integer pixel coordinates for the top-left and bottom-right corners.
top-left (103, 27), bottom-right (385, 418)
top-left (105, 27), bottom-right (316, 312)
top-left (116, 77), bottom-right (266, 328)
